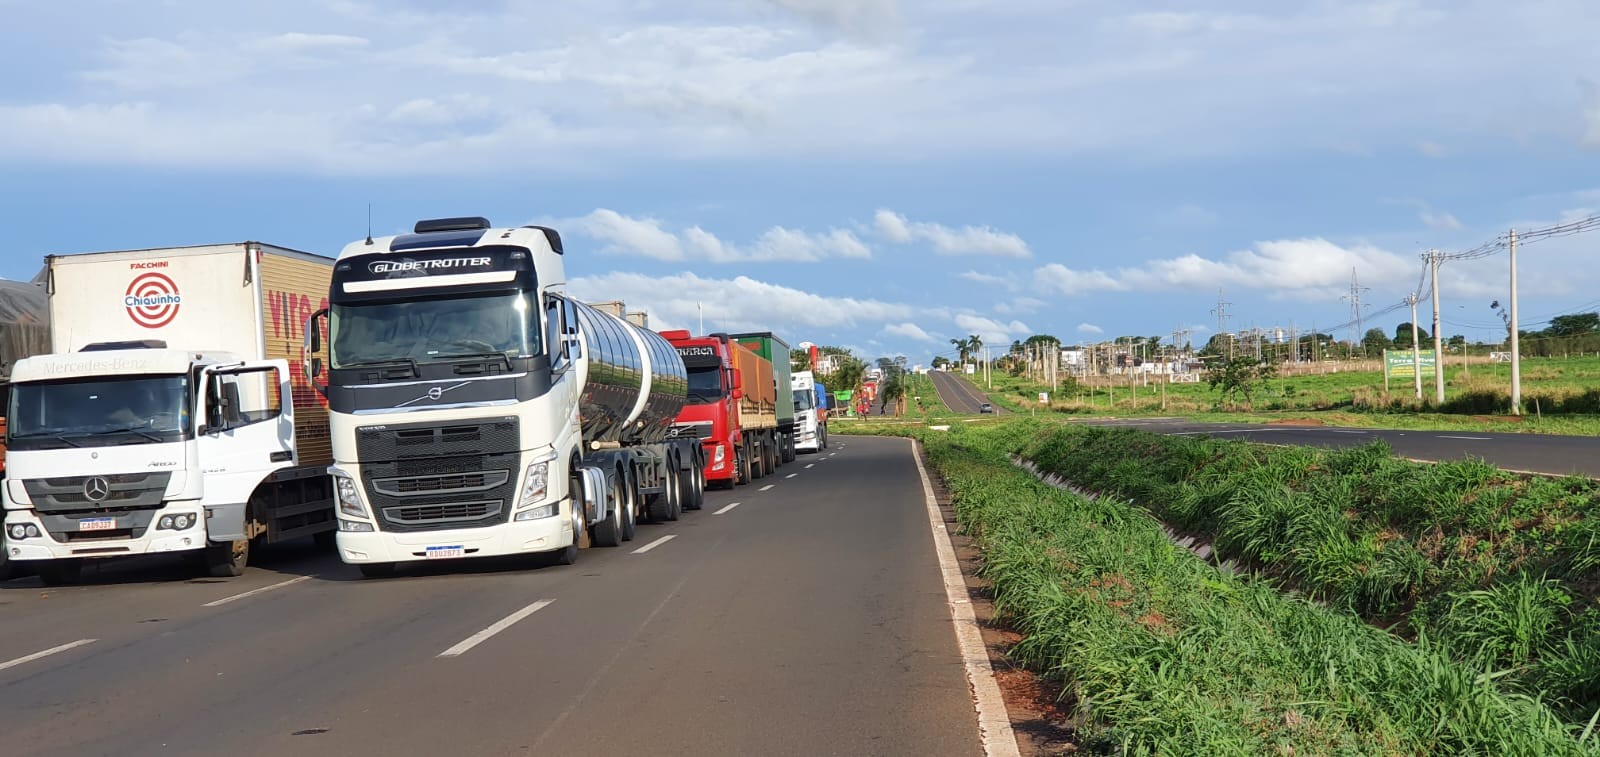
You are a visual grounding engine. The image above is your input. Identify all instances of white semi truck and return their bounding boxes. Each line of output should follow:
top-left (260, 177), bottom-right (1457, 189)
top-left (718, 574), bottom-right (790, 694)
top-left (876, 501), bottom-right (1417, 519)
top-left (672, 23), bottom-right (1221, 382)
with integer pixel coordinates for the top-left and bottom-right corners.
top-left (792, 370), bottom-right (828, 453)
top-left (304, 217), bottom-right (705, 578)
top-left (2, 244), bottom-right (337, 584)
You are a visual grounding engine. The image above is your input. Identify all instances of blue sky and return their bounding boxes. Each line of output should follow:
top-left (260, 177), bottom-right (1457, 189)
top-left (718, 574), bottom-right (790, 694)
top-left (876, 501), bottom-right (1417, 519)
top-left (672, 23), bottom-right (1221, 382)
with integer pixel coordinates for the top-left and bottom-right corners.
top-left (3, 0), bottom-right (1599, 363)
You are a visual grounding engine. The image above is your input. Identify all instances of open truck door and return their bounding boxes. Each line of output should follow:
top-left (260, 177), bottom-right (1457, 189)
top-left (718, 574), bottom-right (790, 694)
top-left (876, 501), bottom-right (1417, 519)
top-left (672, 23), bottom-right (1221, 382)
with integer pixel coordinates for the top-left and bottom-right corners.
top-left (197, 360), bottom-right (295, 542)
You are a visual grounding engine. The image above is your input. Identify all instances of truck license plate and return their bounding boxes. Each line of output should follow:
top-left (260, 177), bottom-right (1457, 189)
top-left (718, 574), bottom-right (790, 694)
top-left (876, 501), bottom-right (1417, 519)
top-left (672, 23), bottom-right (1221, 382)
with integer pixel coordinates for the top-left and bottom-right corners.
top-left (79, 517), bottom-right (116, 531)
top-left (425, 545), bottom-right (464, 559)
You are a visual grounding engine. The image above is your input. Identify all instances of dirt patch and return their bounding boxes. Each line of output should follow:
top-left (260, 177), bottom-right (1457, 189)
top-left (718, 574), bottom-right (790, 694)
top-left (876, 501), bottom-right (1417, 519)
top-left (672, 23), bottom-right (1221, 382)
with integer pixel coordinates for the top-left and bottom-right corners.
top-left (1266, 417), bottom-right (1326, 426)
top-left (1473, 414), bottom-right (1524, 423)
top-left (929, 453), bottom-right (1084, 755)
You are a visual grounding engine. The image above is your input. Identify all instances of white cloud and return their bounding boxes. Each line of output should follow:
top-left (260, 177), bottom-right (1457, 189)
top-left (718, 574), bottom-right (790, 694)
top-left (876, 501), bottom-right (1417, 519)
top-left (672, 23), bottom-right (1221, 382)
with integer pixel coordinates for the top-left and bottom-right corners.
top-left (951, 313), bottom-right (1030, 348)
top-left (883, 322), bottom-right (937, 342)
top-left (566, 271), bottom-right (915, 335)
top-left (1417, 139), bottom-right (1448, 158)
top-left (1034, 238), bottom-right (1412, 300)
top-left (1077, 323), bottom-right (1104, 335)
top-left (574, 209), bottom-right (685, 261)
top-left (958, 270), bottom-right (1007, 285)
top-left (993, 296), bottom-right (1045, 315)
top-left (1419, 209), bottom-right (1463, 231)
top-left (874, 210), bottom-right (1030, 258)
top-left (560, 209), bottom-right (869, 263)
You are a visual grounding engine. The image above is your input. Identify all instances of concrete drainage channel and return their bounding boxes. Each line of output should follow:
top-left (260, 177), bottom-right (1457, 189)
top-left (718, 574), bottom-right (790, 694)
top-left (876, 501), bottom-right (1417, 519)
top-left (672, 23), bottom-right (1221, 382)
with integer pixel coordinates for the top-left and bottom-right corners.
top-left (1009, 455), bottom-right (1241, 576)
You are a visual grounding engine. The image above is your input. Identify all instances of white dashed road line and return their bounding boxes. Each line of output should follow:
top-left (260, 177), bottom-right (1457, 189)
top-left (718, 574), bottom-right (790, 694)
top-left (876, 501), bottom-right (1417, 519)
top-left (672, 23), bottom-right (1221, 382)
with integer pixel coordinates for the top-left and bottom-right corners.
top-left (759, 484), bottom-right (775, 492)
top-left (0, 639), bottom-right (97, 673)
top-left (438, 599), bottom-right (555, 658)
top-left (713, 502), bottom-right (742, 515)
top-left (785, 473), bottom-right (797, 479)
top-left (805, 464), bottom-right (815, 469)
top-left (202, 575), bottom-right (314, 607)
top-left (1439, 435), bottom-right (1491, 441)
top-left (631, 535), bottom-right (677, 555)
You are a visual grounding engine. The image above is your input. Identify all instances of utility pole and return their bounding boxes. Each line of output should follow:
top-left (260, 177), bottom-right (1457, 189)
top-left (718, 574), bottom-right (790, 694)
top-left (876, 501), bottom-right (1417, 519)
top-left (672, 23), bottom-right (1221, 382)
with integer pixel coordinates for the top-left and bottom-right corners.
top-left (1428, 250), bottom-right (1444, 404)
top-left (1509, 229), bottom-right (1521, 414)
top-left (1407, 293), bottom-right (1422, 400)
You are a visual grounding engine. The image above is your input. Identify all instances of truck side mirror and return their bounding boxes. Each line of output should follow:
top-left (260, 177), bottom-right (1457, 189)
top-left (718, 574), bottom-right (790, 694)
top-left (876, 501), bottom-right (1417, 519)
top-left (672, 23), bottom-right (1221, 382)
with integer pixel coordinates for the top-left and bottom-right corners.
top-left (308, 357), bottom-right (323, 379)
top-left (306, 309), bottom-right (327, 353)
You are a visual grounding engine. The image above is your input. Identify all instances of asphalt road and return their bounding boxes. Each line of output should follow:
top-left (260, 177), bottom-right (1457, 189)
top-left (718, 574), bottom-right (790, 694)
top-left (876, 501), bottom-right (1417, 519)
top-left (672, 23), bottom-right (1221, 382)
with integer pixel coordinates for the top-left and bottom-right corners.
top-left (927, 370), bottom-right (1005, 415)
top-left (0, 437), bottom-right (982, 757)
top-left (1071, 417), bottom-right (1600, 478)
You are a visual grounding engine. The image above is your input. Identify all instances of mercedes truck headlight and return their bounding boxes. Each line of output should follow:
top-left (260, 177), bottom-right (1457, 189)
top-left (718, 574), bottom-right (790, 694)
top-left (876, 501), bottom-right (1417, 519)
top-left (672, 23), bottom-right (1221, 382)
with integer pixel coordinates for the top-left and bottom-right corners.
top-left (156, 513), bottom-right (197, 531)
top-left (334, 474), bottom-right (367, 518)
top-left (7, 523), bottom-right (41, 540)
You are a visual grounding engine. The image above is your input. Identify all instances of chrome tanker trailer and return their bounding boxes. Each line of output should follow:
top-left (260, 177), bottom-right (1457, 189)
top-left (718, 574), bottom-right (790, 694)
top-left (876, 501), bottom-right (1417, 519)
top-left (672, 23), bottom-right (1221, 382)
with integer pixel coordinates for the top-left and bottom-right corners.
top-left (305, 216), bottom-right (705, 576)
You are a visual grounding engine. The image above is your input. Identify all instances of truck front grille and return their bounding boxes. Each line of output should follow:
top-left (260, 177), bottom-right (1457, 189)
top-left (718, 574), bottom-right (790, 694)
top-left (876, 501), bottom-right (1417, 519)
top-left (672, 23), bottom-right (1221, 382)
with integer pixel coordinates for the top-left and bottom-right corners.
top-left (23, 473), bottom-right (171, 514)
top-left (383, 501), bottom-right (502, 525)
top-left (372, 471), bottom-right (509, 497)
top-left (669, 422), bottom-right (714, 440)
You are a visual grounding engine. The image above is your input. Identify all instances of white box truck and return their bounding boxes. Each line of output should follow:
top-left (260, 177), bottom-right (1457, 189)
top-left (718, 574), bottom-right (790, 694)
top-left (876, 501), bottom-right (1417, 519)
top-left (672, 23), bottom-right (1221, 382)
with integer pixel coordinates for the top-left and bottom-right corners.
top-left (2, 243), bottom-right (336, 584)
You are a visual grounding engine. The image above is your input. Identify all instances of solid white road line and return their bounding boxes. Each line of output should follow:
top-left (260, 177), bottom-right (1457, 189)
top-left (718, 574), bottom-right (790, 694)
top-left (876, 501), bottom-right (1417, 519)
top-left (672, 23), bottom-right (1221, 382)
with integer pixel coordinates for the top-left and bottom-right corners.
top-left (0, 639), bottom-right (97, 673)
top-left (785, 473), bottom-right (798, 479)
top-left (202, 575), bottom-right (313, 607)
top-left (438, 599), bottom-right (556, 658)
top-left (631, 535), bottom-right (677, 554)
top-left (760, 484), bottom-right (775, 491)
top-left (713, 502), bottom-right (742, 515)
top-left (1439, 435), bottom-right (1491, 441)
top-left (907, 438), bottom-right (1019, 757)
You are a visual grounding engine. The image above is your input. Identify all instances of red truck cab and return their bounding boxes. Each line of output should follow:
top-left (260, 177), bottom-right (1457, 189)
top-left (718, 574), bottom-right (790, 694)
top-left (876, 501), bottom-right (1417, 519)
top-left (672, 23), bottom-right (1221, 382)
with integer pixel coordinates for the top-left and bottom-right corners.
top-left (661, 331), bottom-right (754, 488)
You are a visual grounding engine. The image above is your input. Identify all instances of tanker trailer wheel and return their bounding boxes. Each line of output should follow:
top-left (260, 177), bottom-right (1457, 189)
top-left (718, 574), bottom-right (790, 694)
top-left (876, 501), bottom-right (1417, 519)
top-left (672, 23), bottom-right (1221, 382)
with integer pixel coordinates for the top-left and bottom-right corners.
top-left (590, 472), bottom-right (625, 548)
top-left (648, 456), bottom-right (682, 522)
top-left (621, 467), bottom-right (638, 541)
top-left (686, 460), bottom-right (705, 511)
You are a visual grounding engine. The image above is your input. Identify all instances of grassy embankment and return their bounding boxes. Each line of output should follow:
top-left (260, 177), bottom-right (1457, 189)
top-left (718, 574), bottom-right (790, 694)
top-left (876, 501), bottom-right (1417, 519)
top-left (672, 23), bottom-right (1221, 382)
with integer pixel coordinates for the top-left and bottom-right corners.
top-left (839, 419), bottom-right (1600, 754)
top-left (971, 355), bottom-right (1600, 435)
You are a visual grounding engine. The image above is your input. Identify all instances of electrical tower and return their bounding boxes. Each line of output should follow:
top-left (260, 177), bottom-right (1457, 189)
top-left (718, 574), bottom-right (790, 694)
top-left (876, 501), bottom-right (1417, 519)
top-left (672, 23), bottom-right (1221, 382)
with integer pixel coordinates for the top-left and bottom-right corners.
top-left (1340, 267), bottom-right (1370, 352)
top-left (1210, 289), bottom-right (1232, 358)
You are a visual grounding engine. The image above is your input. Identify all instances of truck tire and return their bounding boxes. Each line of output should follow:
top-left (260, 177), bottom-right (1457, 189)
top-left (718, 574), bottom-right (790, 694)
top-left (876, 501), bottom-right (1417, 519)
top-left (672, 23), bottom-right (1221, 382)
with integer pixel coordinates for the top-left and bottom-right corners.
top-left (544, 497), bottom-right (584, 567)
top-left (648, 456), bottom-right (681, 522)
top-left (591, 472), bottom-right (624, 548)
top-left (738, 441), bottom-right (752, 485)
top-left (36, 559), bottom-right (83, 586)
top-left (750, 440), bottom-right (764, 480)
top-left (685, 463), bottom-right (705, 511)
top-left (358, 562), bottom-right (398, 579)
top-left (203, 536), bottom-right (250, 578)
top-left (784, 433), bottom-right (796, 464)
top-left (621, 474), bottom-right (637, 541)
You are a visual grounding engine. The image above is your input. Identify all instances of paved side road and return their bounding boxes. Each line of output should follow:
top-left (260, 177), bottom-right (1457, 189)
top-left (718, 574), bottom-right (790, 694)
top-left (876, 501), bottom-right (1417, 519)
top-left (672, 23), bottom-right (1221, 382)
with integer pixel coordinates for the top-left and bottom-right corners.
top-left (0, 438), bottom-right (984, 757)
top-left (1075, 417), bottom-right (1600, 478)
top-left (928, 370), bottom-right (1007, 415)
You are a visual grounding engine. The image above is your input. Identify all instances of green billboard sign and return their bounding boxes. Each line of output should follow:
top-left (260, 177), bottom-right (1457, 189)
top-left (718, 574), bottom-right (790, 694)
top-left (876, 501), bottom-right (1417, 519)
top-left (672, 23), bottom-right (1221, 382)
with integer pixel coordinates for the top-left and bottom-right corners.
top-left (1383, 349), bottom-right (1436, 379)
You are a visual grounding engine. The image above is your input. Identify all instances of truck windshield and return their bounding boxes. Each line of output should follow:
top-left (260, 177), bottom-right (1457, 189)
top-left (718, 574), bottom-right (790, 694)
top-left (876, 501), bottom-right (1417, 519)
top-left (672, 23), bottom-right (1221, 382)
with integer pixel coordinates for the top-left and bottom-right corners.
top-left (793, 389), bottom-right (815, 410)
top-left (7, 375), bottom-right (190, 450)
top-left (330, 291), bottom-right (537, 369)
top-left (685, 366), bottom-right (725, 403)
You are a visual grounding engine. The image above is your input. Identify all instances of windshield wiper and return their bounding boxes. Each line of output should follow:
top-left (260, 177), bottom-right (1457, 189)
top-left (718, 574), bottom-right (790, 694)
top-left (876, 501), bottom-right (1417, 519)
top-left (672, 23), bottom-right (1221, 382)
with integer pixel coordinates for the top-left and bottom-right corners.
top-left (430, 351), bottom-right (512, 369)
top-left (9, 432), bottom-right (82, 447)
top-left (340, 358), bottom-right (420, 377)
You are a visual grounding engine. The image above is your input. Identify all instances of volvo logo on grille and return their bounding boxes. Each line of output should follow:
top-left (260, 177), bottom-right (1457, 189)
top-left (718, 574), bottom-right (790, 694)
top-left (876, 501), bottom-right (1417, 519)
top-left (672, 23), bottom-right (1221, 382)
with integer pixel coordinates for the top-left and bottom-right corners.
top-left (428, 387), bottom-right (443, 400)
top-left (83, 477), bottom-right (111, 502)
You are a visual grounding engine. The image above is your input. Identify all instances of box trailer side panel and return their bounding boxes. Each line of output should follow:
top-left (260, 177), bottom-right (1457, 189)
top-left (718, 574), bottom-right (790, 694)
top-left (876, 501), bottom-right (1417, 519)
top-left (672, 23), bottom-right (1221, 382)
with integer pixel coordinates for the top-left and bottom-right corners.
top-left (257, 248), bottom-right (334, 468)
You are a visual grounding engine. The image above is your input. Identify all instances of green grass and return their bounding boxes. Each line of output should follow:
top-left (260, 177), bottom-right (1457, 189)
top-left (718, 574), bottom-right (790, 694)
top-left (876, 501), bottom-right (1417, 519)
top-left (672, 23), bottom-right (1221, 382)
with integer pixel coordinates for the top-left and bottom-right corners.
top-left (967, 355), bottom-right (1600, 436)
top-left (840, 420), bottom-right (1597, 754)
top-left (1002, 423), bottom-right (1600, 727)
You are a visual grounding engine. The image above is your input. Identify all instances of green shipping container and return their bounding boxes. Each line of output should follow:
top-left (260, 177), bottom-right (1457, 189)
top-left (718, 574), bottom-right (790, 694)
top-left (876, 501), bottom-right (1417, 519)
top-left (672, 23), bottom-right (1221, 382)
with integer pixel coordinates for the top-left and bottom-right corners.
top-left (730, 332), bottom-right (794, 427)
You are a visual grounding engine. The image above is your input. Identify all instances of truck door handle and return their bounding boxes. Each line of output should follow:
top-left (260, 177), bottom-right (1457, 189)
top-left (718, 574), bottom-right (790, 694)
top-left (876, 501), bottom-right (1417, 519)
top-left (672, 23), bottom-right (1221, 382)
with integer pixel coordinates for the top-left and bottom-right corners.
top-left (269, 451), bottom-right (292, 463)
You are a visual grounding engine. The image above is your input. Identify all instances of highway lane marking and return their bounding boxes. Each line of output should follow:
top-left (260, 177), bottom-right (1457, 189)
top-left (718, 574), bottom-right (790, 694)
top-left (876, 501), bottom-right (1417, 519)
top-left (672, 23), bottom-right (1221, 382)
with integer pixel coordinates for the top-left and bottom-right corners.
top-left (202, 575), bottom-right (313, 607)
top-left (438, 599), bottom-right (555, 658)
top-left (759, 484), bottom-right (776, 491)
top-left (1439, 435), bottom-right (1491, 441)
top-left (0, 639), bottom-right (97, 673)
top-left (785, 473), bottom-right (798, 479)
top-left (805, 464), bottom-right (815, 469)
top-left (631, 535), bottom-right (677, 554)
top-left (1321, 430), bottom-right (1369, 435)
top-left (906, 437), bottom-right (1019, 757)
top-left (713, 502), bottom-right (741, 515)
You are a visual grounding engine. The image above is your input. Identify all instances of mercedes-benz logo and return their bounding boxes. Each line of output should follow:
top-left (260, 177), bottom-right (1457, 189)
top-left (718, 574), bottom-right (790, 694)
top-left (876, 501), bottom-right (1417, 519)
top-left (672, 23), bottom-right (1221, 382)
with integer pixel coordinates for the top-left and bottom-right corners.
top-left (83, 477), bottom-right (111, 502)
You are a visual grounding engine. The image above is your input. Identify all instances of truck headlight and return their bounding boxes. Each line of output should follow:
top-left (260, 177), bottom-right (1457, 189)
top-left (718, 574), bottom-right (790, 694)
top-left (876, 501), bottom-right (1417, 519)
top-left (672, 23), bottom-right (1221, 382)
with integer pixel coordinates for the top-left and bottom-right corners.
top-left (515, 503), bottom-right (558, 521)
top-left (339, 518), bottom-right (374, 532)
top-left (516, 461), bottom-right (550, 510)
top-left (7, 523), bottom-right (40, 540)
top-left (156, 514), bottom-right (197, 531)
top-left (335, 475), bottom-right (367, 518)
top-left (713, 445), bottom-right (725, 464)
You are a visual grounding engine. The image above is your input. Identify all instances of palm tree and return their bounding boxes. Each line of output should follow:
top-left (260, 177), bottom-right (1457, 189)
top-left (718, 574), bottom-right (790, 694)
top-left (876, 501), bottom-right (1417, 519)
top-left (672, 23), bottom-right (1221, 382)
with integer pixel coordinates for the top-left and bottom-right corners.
top-left (950, 337), bottom-right (970, 364)
top-left (968, 334), bottom-right (984, 366)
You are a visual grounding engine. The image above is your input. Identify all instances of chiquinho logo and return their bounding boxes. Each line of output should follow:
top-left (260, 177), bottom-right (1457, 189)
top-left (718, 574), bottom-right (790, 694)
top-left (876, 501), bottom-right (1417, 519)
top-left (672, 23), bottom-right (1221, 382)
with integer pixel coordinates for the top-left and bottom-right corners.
top-left (124, 272), bottom-right (182, 328)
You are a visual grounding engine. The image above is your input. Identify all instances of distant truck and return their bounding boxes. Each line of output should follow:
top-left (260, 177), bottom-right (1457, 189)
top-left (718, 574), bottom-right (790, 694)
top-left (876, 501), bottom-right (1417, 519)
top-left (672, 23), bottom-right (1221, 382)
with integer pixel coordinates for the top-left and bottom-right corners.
top-left (3, 244), bottom-right (337, 584)
top-left (792, 370), bottom-right (828, 453)
top-left (731, 332), bottom-right (796, 466)
top-left (662, 330), bottom-right (780, 487)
